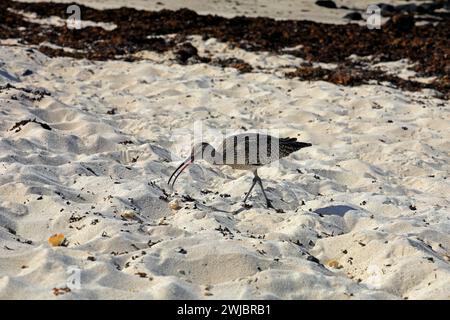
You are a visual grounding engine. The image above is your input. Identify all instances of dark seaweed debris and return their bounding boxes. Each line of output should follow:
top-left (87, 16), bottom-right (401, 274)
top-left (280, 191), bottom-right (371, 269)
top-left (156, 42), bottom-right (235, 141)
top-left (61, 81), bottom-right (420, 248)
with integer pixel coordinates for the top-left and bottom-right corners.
top-left (211, 58), bottom-right (253, 73)
top-left (0, 83), bottom-right (51, 101)
top-left (285, 64), bottom-right (449, 98)
top-left (0, 0), bottom-right (449, 97)
top-left (9, 118), bottom-right (52, 132)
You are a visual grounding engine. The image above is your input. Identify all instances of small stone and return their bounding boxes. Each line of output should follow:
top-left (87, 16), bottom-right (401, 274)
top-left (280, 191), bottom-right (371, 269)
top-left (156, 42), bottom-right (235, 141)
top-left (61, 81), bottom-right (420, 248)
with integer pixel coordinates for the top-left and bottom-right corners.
top-left (315, 0), bottom-right (337, 9)
top-left (175, 42), bottom-right (199, 64)
top-left (22, 69), bottom-right (33, 76)
top-left (169, 199), bottom-right (181, 211)
top-left (157, 218), bottom-right (168, 225)
top-left (194, 211), bottom-right (206, 219)
top-left (135, 272), bottom-right (147, 278)
top-left (378, 3), bottom-right (396, 17)
top-left (48, 234), bottom-right (66, 247)
top-left (121, 210), bottom-right (135, 219)
top-left (343, 12), bottom-right (362, 20)
top-left (327, 259), bottom-right (343, 269)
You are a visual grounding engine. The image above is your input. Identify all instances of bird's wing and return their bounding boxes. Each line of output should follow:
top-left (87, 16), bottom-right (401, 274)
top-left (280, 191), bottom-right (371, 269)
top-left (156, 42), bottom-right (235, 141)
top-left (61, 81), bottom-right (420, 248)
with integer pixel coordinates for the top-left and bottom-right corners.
top-left (218, 133), bottom-right (279, 166)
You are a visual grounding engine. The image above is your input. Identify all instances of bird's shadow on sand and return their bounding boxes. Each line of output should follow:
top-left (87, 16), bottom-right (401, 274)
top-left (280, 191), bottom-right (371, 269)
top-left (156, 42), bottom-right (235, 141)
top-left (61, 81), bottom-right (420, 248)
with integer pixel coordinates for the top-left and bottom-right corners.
top-left (196, 201), bottom-right (358, 216)
top-left (195, 202), bottom-right (249, 215)
top-left (314, 205), bottom-right (357, 217)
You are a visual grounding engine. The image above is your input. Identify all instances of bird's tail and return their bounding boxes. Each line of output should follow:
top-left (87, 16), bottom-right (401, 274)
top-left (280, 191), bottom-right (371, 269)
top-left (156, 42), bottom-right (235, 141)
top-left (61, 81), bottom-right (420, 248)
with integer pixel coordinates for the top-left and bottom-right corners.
top-left (279, 137), bottom-right (312, 154)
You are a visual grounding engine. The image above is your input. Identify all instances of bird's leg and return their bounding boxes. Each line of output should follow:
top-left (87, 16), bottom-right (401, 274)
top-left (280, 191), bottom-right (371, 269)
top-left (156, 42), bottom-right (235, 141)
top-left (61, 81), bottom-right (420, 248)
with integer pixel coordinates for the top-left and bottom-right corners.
top-left (249, 170), bottom-right (273, 209)
top-left (243, 175), bottom-right (258, 204)
top-left (255, 177), bottom-right (274, 209)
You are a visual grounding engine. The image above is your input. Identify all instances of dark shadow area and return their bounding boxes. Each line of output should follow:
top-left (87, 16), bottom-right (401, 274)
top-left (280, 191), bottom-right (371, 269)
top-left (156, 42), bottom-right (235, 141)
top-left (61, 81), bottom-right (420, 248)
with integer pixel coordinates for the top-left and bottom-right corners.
top-left (314, 205), bottom-right (357, 217)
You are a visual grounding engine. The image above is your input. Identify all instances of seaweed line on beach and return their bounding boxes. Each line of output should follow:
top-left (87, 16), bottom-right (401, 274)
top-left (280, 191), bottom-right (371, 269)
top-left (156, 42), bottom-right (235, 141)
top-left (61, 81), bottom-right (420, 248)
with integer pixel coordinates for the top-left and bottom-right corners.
top-left (0, 0), bottom-right (449, 98)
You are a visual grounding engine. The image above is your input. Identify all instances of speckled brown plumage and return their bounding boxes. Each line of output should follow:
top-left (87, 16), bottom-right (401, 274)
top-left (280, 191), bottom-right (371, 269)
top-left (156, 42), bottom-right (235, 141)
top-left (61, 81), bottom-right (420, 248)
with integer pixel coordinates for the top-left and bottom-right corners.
top-left (169, 133), bottom-right (312, 208)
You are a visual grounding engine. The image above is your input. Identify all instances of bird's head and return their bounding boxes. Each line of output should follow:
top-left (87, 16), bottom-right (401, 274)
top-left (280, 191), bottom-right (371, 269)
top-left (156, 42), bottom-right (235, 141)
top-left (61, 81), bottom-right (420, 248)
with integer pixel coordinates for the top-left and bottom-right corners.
top-left (191, 142), bottom-right (212, 160)
top-left (168, 142), bottom-right (214, 188)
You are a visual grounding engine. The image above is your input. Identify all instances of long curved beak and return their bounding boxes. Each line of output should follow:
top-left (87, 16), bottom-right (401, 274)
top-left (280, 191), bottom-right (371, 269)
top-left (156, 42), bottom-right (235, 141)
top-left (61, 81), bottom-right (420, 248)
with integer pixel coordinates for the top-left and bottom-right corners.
top-left (168, 157), bottom-right (193, 188)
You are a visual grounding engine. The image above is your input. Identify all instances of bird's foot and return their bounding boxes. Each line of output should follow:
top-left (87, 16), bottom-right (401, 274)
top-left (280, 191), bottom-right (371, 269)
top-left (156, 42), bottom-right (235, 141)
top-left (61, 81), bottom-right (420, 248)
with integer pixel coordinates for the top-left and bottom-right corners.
top-left (266, 200), bottom-right (284, 212)
top-left (242, 202), bottom-right (253, 209)
top-left (242, 200), bottom-right (280, 211)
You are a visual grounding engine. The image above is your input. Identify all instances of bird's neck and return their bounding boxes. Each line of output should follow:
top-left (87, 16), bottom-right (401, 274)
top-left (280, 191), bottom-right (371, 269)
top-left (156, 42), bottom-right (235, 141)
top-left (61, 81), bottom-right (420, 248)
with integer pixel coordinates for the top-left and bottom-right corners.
top-left (202, 147), bottom-right (222, 166)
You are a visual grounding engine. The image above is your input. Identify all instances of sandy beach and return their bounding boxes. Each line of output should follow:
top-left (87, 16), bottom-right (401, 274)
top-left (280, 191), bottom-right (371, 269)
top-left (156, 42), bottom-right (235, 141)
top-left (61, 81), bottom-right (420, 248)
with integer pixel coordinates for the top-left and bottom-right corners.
top-left (0, 0), bottom-right (449, 300)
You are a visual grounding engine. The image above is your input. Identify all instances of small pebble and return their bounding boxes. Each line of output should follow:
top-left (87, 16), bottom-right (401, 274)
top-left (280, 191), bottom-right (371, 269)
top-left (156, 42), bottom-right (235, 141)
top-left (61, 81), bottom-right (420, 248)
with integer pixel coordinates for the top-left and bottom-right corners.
top-left (121, 210), bottom-right (135, 219)
top-left (169, 199), bottom-right (181, 210)
top-left (327, 260), bottom-right (342, 269)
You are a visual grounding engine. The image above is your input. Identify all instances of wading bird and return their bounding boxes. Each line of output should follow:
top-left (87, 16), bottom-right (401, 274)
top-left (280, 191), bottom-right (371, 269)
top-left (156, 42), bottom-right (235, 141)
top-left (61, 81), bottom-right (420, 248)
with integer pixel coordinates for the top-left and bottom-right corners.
top-left (168, 133), bottom-right (312, 208)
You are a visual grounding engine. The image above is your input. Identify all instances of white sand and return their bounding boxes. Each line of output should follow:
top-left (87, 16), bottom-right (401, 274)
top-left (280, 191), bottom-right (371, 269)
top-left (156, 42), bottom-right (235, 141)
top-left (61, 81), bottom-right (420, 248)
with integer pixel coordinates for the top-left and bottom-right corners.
top-left (8, 8), bottom-right (117, 30)
top-left (0, 40), bottom-right (449, 299)
top-left (15, 0), bottom-right (416, 23)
